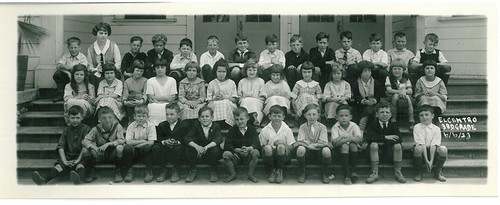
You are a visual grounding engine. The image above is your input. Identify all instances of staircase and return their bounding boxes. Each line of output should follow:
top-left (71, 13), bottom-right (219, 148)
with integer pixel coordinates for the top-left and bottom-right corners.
top-left (16, 78), bottom-right (487, 185)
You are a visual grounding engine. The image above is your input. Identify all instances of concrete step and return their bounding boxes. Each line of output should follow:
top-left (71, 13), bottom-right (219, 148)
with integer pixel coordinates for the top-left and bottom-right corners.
top-left (19, 111), bottom-right (65, 126)
top-left (29, 99), bottom-right (64, 111)
top-left (446, 95), bottom-right (487, 109)
top-left (446, 78), bottom-right (487, 95)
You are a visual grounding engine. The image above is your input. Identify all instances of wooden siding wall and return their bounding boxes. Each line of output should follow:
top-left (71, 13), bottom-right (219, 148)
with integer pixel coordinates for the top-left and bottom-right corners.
top-left (63, 15), bottom-right (104, 56)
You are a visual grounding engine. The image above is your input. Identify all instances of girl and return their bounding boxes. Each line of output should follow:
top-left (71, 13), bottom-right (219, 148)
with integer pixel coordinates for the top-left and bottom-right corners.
top-left (146, 58), bottom-right (178, 126)
top-left (63, 64), bottom-right (95, 123)
top-left (122, 59), bottom-right (148, 125)
top-left (178, 61), bottom-right (206, 122)
top-left (260, 64), bottom-right (295, 116)
top-left (238, 59), bottom-right (265, 126)
top-left (415, 60), bottom-right (448, 117)
top-left (323, 65), bottom-right (351, 121)
top-left (292, 61), bottom-right (322, 117)
top-left (95, 63), bottom-right (125, 122)
top-left (207, 59), bottom-right (238, 127)
top-left (386, 58), bottom-right (415, 129)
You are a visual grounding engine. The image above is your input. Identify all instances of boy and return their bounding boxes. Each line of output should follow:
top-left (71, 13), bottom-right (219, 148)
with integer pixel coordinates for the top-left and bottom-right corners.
top-left (285, 34), bottom-right (310, 89)
top-left (122, 105), bottom-right (156, 183)
top-left (362, 33), bottom-right (389, 84)
top-left (258, 34), bottom-right (286, 82)
top-left (410, 33), bottom-right (452, 85)
top-left (170, 38), bottom-right (198, 83)
top-left (52, 37), bottom-right (89, 102)
top-left (121, 36), bottom-right (147, 80)
top-left (295, 104), bottom-right (331, 184)
top-left (223, 107), bottom-right (261, 183)
top-left (122, 59), bottom-right (148, 125)
top-left (413, 105), bottom-right (448, 182)
top-left (145, 33), bottom-right (174, 78)
top-left (364, 101), bottom-right (407, 184)
top-left (386, 32), bottom-right (415, 68)
top-left (153, 103), bottom-right (190, 182)
top-left (81, 107), bottom-right (128, 183)
top-left (259, 105), bottom-right (296, 184)
top-left (309, 32), bottom-right (337, 88)
top-left (184, 106), bottom-right (224, 183)
top-left (32, 106), bottom-right (92, 185)
top-left (227, 33), bottom-right (258, 83)
top-left (335, 31), bottom-right (363, 84)
top-left (330, 104), bottom-right (362, 185)
top-left (200, 35), bottom-right (225, 82)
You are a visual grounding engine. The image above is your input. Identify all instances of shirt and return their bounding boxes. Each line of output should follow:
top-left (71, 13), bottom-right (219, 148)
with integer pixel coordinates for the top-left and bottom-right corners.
top-left (363, 49), bottom-right (389, 66)
top-left (413, 49), bottom-right (448, 63)
top-left (199, 51), bottom-right (225, 68)
top-left (122, 77), bottom-right (147, 101)
top-left (285, 49), bottom-right (309, 69)
top-left (258, 49), bottom-right (286, 69)
top-left (170, 53), bottom-right (198, 70)
top-left (259, 121), bottom-right (295, 148)
top-left (386, 48), bottom-right (415, 65)
top-left (413, 123), bottom-right (442, 147)
top-left (297, 121), bottom-right (328, 145)
top-left (82, 123), bottom-right (125, 148)
top-left (335, 48), bottom-right (362, 65)
top-left (169, 121), bottom-right (178, 132)
top-left (121, 52), bottom-right (147, 75)
top-left (330, 121), bottom-right (362, 147)
top-left (56, 123), bottom-right (92, 159)
top-left (57, 52), bottom-right (89, 71)
top-left (125, 121), bottom-right (157, 142)
top-left (202, 123), bottom-right (212, 138)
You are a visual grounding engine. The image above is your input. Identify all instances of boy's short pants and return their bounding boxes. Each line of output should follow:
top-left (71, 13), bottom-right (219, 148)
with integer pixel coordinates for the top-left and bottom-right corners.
top-left (267, 145), bottom-right (294, 164)
top-left (55, 154), bottom-right (88, 172)
top-left (412, 145), bottom-right (445, 165)
top-left (226, 150), bottom-right (260, 165)
top-left (366, 142), bottom-right (402, 163)
top-left (92, 145), bottom-right (119, 163)
top-left (295, 146), bottom-right (331, 164)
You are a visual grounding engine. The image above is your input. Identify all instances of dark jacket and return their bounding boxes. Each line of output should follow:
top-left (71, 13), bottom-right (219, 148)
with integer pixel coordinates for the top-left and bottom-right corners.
top-left (184, 121), bottom-right (224, 147)
top-left (364, 120), bottom-right (402, 144)
top-left (224, 125), bottom-right (261, 151)
top-left (156, 120), bottom-right (190, 143)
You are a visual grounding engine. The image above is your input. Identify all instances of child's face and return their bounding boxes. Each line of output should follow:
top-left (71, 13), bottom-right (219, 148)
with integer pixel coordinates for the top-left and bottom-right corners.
top-left (423, 39), bottom-right (438, 53)
top-left (394, 36), bottom-right (407, 50)
top-left (290, 40), bottom-right (303, 53)
top-left (340, 37), bottom-right (353, 50)
top-left (153, 41), bottom-right (166, 53)
top-left (179, 45), bottom-right (192, 57)
top-left (317, 38), bottom-right (329, 51)
top-left (216, 66), bottom-right (227, 80)
top-left (424, 65), bottom-right (436, 77)
top-left (246, 65), bottom-right (258, 78)
top-left (74, 70), bottom-right (85, 83)
top-left (130, 40), bottom-right (142, 54)
top-left (186, 67), bottom-right (198, 79)
top-left (302, 69), bottom-right (313, 81)
top-left (99, 113), bottom-right (115, 128)
top-left (360, 69), bottom-right (371, 79)
top-left (331, 70), bottom-right (342, 82)
top-left (68, 42), bottom-right (81, 57)
top-left (376, 107), bottom-right (391, 122)
top-left (370, 40), bottom-right (382, 52)
top-left (266, 42), bottom-right (278, 53)
top-left (198, 110), bottom-right (213, 127)
top-left (236, 40), bottom-right (249, 52)
top-left (68, 113), bottom-right (83, 127)
top-left (234, 113), bottom-right (249, 129)
top-left (269, 112), bottom-right (285, 124)
top-left (134, 112), bottom-right (148, 124)
top-left (304, 109), bottom-right (319, 124)
top-left (132, 68), bottom-right (144, 79)
top-left (155, 65), bottom-right (167, 76)
top-left (96, 30), bottom-right (108, 42)
top-left (336, 109), bottom-right (352, 126)
top-left (391, 66), bottom-right (404, 78)
top-left (104, 70), bottom-right (115, 81)
top-left (207, 40), bottom-right (219, 53)
top-left (418, 110), bottom-right (434, 125)
top-left (271, 73), bottom-right (281, 83)
top-left (165, 108), bottom-right (180, 124)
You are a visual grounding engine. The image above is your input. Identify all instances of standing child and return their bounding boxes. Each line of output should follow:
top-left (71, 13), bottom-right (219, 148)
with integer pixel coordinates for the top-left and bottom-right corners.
top-left (122, 60), bottom-right (148, 125)
top-left (258, 34), bottom-right (286, 82)
top-left (386, 32), bottom-right (415, 68)
top-left (323, 65), bottom-right (351, 123)
top-left (238, 59), bottom-right (265, 126)
top-left (260, 65), bottom-right (296, 117)
top-left (32, 106), bottom-right (92, 185)
top-left (223, 107), bottom-right (261, 183)
top-left (295, 104), bottom-right (331, 184)
top-left (146, 58), bottom-right (178, 126)
top-left (184, 106), bottom-right (224, 183)
top-left (259, 105), bottom-right (296, 184)
top-left (364, 101), bottom-right (407, 184)
top-left (178, 61), bottom-right (206, 122)
top-left (95, 63), bottom-right (125, 123)
top-left (292, 61), bottom-right (322, 118)
top-left (207, 59), bottom-right (238, 128)
top-left (227, 33), bottom-right (258, 83)
top-left (63, 64), bottom-right (95, 124)
top-left (413, 105), bottom-right (448, 182)
top-left (285, 34), bottom-right (309, 89)
top-left (200, 35), bottom-right (225, 82)
top-left (121, 36), bottom-right (147, 80)
top-left (362, 33), bottom-right (389, 84)
top-left (145, 33), bottom-right (174, 78)
top-left (52, 37), bottom-right (89, 102)
top-left (330, 105), bottom-right (362, 185)
top-left (386, 58), bottom-right (415, 130)
top-left (170, 38), bottom-right (198, 83)
top-left (309, 32), bottom-right (336, 88)
top-left (410, 33), bottom-right (452, 85)
top-left (122, 105), bottom-right (156, 183)
top-left (414, 60), bottom-right (448, 118)
top-left (335, 31), bottom-right (363, 84)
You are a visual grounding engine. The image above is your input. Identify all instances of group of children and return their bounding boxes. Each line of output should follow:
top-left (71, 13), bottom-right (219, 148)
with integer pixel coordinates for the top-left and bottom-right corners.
top-left (34, 21), bottom-right (451, 185)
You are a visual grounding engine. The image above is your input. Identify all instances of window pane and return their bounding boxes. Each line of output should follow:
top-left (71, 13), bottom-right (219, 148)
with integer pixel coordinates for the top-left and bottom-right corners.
top-left (320, 15), bottom-right (335, 22)
top-left (259, 15), bottom-right (272, 22)
top-left (350, 15), bottom-right (363, 22)
top-left (307, 15), bottom-right (321, 22)
top-left (203, 15), bottom-right (229, 22)
top-left (363, 15), bottom-right (377, 22)
top-left (216, 15), bottom-right (230, 22)
top-left (124, 15), bottom-right (166, 19)
top-left (246, 15), bottom-right (259, 22)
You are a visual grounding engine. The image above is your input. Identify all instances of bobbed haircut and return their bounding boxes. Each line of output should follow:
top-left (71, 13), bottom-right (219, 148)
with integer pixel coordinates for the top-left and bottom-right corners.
top-left (102, 63), bottom-right (118, 74)
top-left (300, 61), bottom-right (315, 72)
top-left (68, 105), bottom-right (84, 116)
top-left (92, 22), bottom-right (112, 36)
top-left (212, 58), bottom-right (230, 80)
top-left (389, 58), bottom-right (407, 71)
top-left (422, 59), bottom-right (438, 69)
top-left (184, 61), bottom-right (201, 73)
top-left (131, 59), bottom-right (145, 71)
top-left (242, 58), bottom-right (258, 78)
top-left (269, 64), bottom-right (284, 79)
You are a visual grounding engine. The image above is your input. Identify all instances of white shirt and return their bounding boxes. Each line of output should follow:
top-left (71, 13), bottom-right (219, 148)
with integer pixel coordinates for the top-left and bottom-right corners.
top-left (413, 49), bottom-right (448, 63)
top-left (202, 123), bottom-right (212, 138)
top-left (258, 49), bottom-right (286, 69)
top-left (125, 121), bottom-right (157, 141)
top-left (413, 123), bottom-right (442, 147)
top-left (259, 121), bottom-right (295, 148)
top-left (330, 121), bottom-right (362, 142)
top-left (363, 49), bottom-right (389, 66)
top-left (199, 51), bottom-right (225, 68)
top-left (169, 120), bottom-right (178, 131)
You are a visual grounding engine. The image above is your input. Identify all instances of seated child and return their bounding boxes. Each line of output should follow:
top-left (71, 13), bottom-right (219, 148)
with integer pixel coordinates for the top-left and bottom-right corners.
top-left (292, 61), bottom-right (322, 118)
top-left (122, 59), bottom-right (148, 125)
top-left (386, 58), bottom-right (415, 130)
top-left (223, 107), bottom-right (261, 183)
top-left (146, 58), bottom-right (178, 126)
top-left (386, 32), bottom-right (415, 68)
top-left (330, 104), bottom-right (362, 185)
top-left (227, 33), bottom-right (258, 83)
top-left (285, 34), bottom-right (309, 89)
top-left (414, 60), bottom-right (448, 118)
top-left (170, 38), bottom-right (198, 83)
top-left (63, 64), bottom-right (95, 124)
top-left (364, 101), bottom-right (407, 184)
top-left (121, 36), bottom-right (147, 80)
top-left (178, 61), bottom-right (206, 122)
top-left (81, 107), bottom-right (127, 183)
top-left (153, 103), bottom-right (190, 183)
top-left (258, 34), bottom-right (286, 82)
top-left (362, 33), bottom-right (389, 84)
top-left (309, 32), bottom-right (336, 88)
top-left (95, 63), bottom-right (125, 123)
top-left (207, 59), bottom-right (238, 128)
top-left (53, 37), bottom-right (89, 102)
top-left (323, 65), bottom-right (351, 123)
top-left (259, 105), bottom-right (296, 184)
top-left (184, 106), bottom-right (224, 183)
top-left (335, 31), bottom-right (363, 84)
top-left (145, 33), bottom-right (174, 78)
top-left (260, 64), bottom-right (296, 118)
top-left (200, 35), bottom-right (225, 82)
top-left (410, 33), bottom-right (452, 85)
top-left (122, 105), bottom-right (156, 183)
top-left (413, 105), bottom-right (448, 182)
top-left (238, 59), bottom-right (265, 126)
top-left (32, 106), bottom-right (92, 185)
top-left (295, 104), bottom-right (331, 184)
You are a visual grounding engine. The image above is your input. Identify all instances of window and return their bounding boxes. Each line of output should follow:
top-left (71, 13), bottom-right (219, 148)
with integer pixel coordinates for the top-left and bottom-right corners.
top-left (307, 15), bottom-right (335, 23)
top-left (245, 15), bottom-right (272, 22)
top-left (202, 15), bottom-right (230, 22)
top-left (124, 15), bottom-right (167, 20)
top-left (350, 15), bottom-right (377, 23)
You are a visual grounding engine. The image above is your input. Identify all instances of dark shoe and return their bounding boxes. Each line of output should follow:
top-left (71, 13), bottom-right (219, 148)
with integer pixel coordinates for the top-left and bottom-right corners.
top-left (185, 168), bottom-right (197, 183)
top-left (170, 169), bottom-right (180, 182)
top-left (209, 169), bottom-right (218, 182)
top-left (344, 177), bottom-right (352, 185)
top-left (275, 169), bottom-right (284, 183)
top-left (156, 168), bottom-right (168, 182)
top-left (365, 170), bottom-right (379, 184)
top-left (70, 170), bottom-right (82, 185)
top-left (297, 169), bottom-right (306, 183)
top-left (322, 173), bottom-right (330, 184)
top-left (144, 169), bottom-right (154, 183)
top-left (32, 171), bottom-right (46, 185)
top-left (434, 170), bottom-right (447, 182)
top-left (395, 170), bottom-right (407, 183)
top-left (113, 169), bottom-right (123, 183)
top-left (414, 172), bottom-right (423, 182)
top-left (268, 169), bottom-right (277, 183)
top-left (350, 172), bottom-right (359, 183)
top-left (84, 169), bottom-right (97, 183)
top-left (124, 168), bottom-right (134, 183)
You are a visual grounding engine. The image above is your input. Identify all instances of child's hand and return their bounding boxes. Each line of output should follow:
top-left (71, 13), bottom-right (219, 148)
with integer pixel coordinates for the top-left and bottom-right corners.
top-left (385, 135), bottom-right (399, 142)
top-left (308, 144), bottom-right (319, 150)
top-left (425, 160), bottom-right (432, 172)
top-left (288, 65), bottom-right (296, 70)
top-left (350, 137), bottom-right (362, 144)
top-left (338, 59), bottom-right (346, 65)
top-left (98, 143), bottom-right (111, 152)
top-left (62, 159), bottom-right (70, 167)
top-left (194, 145), bottom-right (205, 157)
top-left (273, 140), bottom-right (286, 146)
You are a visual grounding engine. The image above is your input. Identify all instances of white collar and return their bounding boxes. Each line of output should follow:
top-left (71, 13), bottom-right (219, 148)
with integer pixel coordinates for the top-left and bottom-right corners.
top-left (333, 121), bottom-right (353, 131)
top-left (265, 121), bottom-right (288, 134)
top-left (379, 120), bottom-right (388, 127)
top-left (93, 39), bottom-right (111, 55)
top-left (420, 49), bottom-right (437, 54)
top-left (296, 80), bottom-right (319, 88)
top-left (419, 76), bottom-right (442, 88)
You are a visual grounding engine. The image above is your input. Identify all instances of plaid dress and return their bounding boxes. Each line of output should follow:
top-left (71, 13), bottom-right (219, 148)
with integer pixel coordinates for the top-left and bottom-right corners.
top-left (292, 80), bottom-right (322, 116)
top-left (178, 77), bottom-right (206, 120)
top-left (207, 79), bottom-right (237, 126)
top-left (96, 79), bottom-right (124, 120)
top-left (238, 77), bottom-right (265, 122)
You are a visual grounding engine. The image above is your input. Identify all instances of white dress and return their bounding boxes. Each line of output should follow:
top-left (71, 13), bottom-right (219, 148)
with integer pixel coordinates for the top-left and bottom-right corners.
top-left (145, 76), bottom-right (178, 126)
top-left (238, 77), bottom-right (265, 123)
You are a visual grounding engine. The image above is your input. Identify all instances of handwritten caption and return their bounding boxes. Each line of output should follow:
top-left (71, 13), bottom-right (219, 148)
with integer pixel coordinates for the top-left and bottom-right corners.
top-left (438, 117), bottom-right (477, 140)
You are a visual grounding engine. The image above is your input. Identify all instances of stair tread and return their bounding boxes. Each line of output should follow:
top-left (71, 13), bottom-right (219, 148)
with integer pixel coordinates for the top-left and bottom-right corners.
top-left (20, 111), bottom-right (64, 118)
top-left (31, 99), bottom-right (64, 105)
top-left (447, 78), bottom-right (487, 86)
top-left (17, 126), bottom-right (66, 135)
top-left (442, 108), bottom-right (487, 116)
top-left (447, 95), bottom-right (487, 102)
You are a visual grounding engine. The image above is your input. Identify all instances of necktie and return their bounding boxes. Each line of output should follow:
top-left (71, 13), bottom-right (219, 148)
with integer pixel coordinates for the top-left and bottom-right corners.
top-left (100, 53), bottom-right (104, 64)
top-left (382, 122), bottom-right (387, 132)
top-left (343, 50), bottom-right (348, 65)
